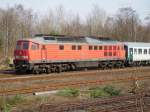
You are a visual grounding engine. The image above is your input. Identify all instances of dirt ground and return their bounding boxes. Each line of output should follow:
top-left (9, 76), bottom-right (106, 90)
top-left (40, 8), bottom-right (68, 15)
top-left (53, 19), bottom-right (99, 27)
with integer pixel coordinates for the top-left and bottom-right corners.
top-left (0, 67), bottom-right (150, 112)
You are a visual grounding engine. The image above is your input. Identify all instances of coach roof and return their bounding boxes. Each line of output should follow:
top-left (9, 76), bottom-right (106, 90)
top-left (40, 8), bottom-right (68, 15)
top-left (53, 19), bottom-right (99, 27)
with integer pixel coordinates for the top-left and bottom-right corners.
top-left (124, 42), bottom-right (150, 47)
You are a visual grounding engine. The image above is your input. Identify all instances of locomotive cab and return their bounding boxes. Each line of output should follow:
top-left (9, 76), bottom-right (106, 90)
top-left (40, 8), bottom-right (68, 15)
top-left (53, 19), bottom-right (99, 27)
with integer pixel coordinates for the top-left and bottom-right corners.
top-left (13, 40), bottom-right (30, 72)
top-left (15, 41), bottom-right (29, 60)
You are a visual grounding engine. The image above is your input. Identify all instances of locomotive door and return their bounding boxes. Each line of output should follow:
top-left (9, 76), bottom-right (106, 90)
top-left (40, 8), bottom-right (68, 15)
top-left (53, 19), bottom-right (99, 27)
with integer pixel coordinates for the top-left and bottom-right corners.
top-left (41, 45), bottom-right (47, 63)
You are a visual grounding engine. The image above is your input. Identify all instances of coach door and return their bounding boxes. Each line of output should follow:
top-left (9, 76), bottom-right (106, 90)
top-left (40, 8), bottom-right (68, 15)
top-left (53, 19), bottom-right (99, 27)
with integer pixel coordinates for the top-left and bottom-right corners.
top-left (41, 45), bottom-right (47, 63)
top-left (129, 48), bottom-right (133, 61)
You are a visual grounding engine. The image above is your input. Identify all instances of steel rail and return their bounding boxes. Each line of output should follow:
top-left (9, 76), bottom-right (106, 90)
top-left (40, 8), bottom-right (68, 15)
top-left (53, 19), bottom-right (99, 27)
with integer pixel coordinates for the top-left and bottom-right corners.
top-left (0, 74), bottom-right (150, 95)
top-left (0, 66), bottom-right (150, 83)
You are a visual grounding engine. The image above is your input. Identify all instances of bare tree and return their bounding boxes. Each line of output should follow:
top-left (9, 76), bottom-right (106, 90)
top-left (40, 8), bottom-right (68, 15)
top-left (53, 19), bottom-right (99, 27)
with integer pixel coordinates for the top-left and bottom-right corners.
top-left (86, 4), bottom-right (107, 36)
top-left (0, 4), bottom-right (150, 59)
top-left (114, 7), bottom-right (139, 41)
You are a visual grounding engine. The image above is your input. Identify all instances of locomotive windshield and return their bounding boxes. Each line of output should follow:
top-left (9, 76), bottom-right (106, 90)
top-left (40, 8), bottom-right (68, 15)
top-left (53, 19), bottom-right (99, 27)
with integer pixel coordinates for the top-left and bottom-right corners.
top-left (16, 41), bottom-right (29, 50)
top-left (23, 42), bottom-right (29, 49)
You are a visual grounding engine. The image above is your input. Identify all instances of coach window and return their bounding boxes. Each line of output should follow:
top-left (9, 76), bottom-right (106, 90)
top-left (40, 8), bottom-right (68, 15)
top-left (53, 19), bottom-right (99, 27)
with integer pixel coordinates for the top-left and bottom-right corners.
top-left (72, 45), bottom-right (76, 50)
top-left (78, 45), bottom-right (82, 50)
top-left (99, 46), bottom-right (102, 50)
top-left (149, 49), bottom-right (150, 54)
top-left (89, 46), bottom-right (93, 50)
top-left (138, 49), bottom-right (142, 54)
top-left (59, 45), bottom-right (64, 50)
top-left (134, 49), bottom-right (137, 54)
top-left (94, 46), bottom-right (98, 50)
top-left (144, 49), bottom-right (147, 54)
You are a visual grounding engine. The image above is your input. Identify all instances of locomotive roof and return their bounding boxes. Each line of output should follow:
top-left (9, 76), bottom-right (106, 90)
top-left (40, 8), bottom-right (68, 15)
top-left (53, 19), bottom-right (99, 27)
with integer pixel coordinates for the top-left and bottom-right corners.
top-left (124, 42), bottom-right (150, 47)
top-left (21, 35), bottom-right (121, 45)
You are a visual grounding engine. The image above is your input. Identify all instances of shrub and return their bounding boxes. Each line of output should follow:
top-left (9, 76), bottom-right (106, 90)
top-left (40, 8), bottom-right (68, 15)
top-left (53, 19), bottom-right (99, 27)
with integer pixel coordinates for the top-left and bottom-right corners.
top-left (2, 104), bottom-right (12, 112)
top-left (5, 57), bottom-right (11, 65)
top-left (89, 88), bottom-right (110, 98)
top-left (57, 88), bottom-right (79, 97)
top-left (103, 85), bottom-right (121, 96)
top-left (89, 86), bottom-right (121, 98)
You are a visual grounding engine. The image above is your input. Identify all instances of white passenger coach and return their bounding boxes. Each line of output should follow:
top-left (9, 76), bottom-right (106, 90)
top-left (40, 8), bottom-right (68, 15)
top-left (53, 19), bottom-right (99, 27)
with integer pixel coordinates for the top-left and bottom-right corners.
top-left (124, 42), bottom-right (150, 65)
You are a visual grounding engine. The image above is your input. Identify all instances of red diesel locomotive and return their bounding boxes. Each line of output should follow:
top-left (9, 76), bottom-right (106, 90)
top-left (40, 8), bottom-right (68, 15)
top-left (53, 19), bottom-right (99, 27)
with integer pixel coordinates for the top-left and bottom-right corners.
top-left (13, 35), bottom-right (125, 74)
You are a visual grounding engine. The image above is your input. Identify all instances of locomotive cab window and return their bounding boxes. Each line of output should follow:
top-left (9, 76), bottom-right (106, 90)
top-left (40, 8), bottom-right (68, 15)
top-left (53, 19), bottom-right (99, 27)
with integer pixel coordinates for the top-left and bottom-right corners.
top-left (23, 42), bottom-right (29, 49)
top-left (31, 43), bottom-right (39, 50)
top-left (16, 42), bottom-right (22, 50)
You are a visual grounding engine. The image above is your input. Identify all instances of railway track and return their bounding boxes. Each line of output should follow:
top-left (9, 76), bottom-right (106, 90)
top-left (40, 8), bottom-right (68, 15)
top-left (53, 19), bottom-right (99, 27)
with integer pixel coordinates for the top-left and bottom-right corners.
top-left (0, 74), bottom-right (150, 95)
top-left (39, 93), bottom-right (150, 112)
top-left (0, 66), bottom-right (150, 83)
top-left (0, 66), bottom-right (150, 95)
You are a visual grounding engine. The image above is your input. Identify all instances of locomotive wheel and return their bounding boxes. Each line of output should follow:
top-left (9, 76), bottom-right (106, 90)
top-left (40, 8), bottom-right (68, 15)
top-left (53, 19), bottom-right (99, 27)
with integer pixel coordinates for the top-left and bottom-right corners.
top-left (33, 70), bottom-right (39, 74)
top-left (115, 61), bottom-right (119, 68)
top-left (107, 62), bottom-right (114, 69)
top-left (69, 64), bottom-right (76, 71)
top-left (26, 70), bottom-right (31, 74)
top-left (56, 66), bottom-right (62, 73)
top-left (99, 62), bottom-right (107, 70)
top-left (33, 66), bottom-right (39, 74)
top-left (116, 61), bottom-right (124, 68)
top-left (46, 68), bottom-right (51, 74)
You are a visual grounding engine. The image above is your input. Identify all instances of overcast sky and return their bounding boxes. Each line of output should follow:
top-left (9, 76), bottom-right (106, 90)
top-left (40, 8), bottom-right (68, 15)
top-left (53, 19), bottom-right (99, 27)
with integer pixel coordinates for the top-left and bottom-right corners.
top-left (0, 0), bottom-right (150, 21)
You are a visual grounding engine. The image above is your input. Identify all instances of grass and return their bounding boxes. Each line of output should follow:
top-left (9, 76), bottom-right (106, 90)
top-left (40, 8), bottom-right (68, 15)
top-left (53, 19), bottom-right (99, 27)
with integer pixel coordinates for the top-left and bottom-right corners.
top-left (89, 85), bottom-right (121, 98)
top-left (0, 86), bottom-right (122, 111)
top-left (56, 88), bottom-right (80, 97)
top-left (35, 96), bottom-right (49, 104)
top-left (0, 95), bottom-right (25, 112)
top-left (103, 85), bottom-right (121, 96)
